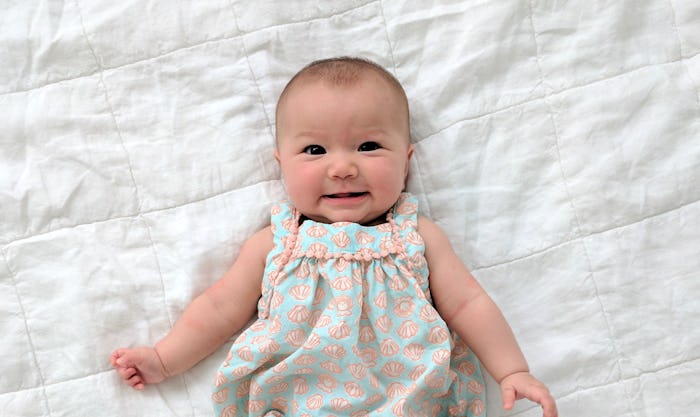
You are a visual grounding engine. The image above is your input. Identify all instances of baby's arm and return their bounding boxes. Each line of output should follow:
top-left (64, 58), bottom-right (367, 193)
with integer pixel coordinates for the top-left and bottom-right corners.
top-left (111, 226), bottom-right (273, 390)
top-left (419, 217), bottom-right (557, 417)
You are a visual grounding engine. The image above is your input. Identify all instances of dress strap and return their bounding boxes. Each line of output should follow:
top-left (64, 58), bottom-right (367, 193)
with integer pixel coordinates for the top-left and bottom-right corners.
top-left (257, 202), bottom-right (299, 319)
top-left (390, 193), bottom-right (429, 289)
top-left (391, 193), bottom-right (421, 244)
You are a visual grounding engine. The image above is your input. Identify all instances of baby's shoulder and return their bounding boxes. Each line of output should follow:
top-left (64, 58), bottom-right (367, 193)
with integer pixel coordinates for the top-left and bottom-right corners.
top-left (416, 215), bottom-right (440, 237)
top-left (417, 216), bottom-right (453, 252)
top-left (242, 225), bottom-right (275, 259)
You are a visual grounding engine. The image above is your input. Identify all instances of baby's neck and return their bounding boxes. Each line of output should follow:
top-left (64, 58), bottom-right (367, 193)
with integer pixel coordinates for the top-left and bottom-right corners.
top-left (299, 210), bottom-right (390, 227)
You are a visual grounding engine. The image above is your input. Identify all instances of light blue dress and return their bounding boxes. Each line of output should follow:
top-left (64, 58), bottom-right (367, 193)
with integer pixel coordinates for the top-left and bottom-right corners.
top-left (213, 193), bottom-right (486, 416)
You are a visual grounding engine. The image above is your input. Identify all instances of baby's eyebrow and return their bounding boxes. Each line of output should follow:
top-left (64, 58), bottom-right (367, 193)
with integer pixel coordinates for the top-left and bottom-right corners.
top-left (356, 127), bottom-right (388, 136)
top-left (290, 131), bottom-right (326, 141)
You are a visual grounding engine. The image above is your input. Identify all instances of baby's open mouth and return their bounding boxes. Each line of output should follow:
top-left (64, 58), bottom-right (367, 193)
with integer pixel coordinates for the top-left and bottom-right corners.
top-left (325, 192), bottom-right (367, 198)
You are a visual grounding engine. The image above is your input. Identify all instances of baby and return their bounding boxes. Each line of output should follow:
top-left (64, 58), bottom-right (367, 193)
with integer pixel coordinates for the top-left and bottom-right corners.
top-left (111, 57), bottom-right (557, 417)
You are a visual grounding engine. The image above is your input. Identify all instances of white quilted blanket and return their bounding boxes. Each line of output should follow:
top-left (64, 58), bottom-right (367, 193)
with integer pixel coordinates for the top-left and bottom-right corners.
top-left (2, 1), bottom-right (699, 416)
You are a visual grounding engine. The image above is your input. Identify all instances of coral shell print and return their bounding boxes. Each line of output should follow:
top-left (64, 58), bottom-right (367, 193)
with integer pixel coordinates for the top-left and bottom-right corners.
top-left (246, 399), bottom-right (266, 412)
top-left (306, 394), bottom-right (323, 409)
top-left (293, 354), bottom-right (316, 366)
top-left (470, 399), bottom-right (486, 416)
top-left (287, 305), bottom-right (311, 323)
top-left (419, 304), bottom-right (439, 322)
top-left (214, 195), bottom-right (485, 417)
top-left (331, 231), bottom-right (351, 248)
top-left (306, 225), bottom-right (327, 238)
top-left (468, 379), bottom-right (484, 395)
top-left (403, 343), bottom-right (425, 361)
top-left (331, 397), bottom-right (352, 411)
top-left (432, 349), bottom-right (451, 364)
top-left (380, 338), bottom-right (400, 356)
top-left (220, 405), bottom-right (237, 417)
top-left (375, 315), bottom-right (393, 333)
top-left (215, 372), bottom-right (228, 387)
top-left (329, 321), bottom-right (352, 340)
top-left (322, 344), bottom-right (347, 359)
top-left (285, 328), bottom-right (307, 347)
top-left (237, 346), bottom-right (253, 361)
top-left (321, 360), bottom-right (343, 374)
top-left (212, 387), bottom-right (229, 404)
top-left (348, 363), bottom-right (367, 379)
top-left (359, 325), bottom-right (377, 343)
top-left (289, 284), bottom-right (311, 300)
top-left (381, 361), bottom-right (405, 377)
top-left (356, 230), bottom-right (375, 244)
top-left (316, 374), bottom-right (338, 393)
top-left (344, 381), bottom-right (365, 398)
top-left (397, 320), bottom-right (419, 339)
top-left (332, 275), bottom-right (353, 291)
top-left (293, 376), bottom-right (309, 395)
top-left (386, 382), bottom-right (408, 398)
top-left (427, 326), bottom-right (449, 344)
top-left (408, 364), bottom-right (427, 381)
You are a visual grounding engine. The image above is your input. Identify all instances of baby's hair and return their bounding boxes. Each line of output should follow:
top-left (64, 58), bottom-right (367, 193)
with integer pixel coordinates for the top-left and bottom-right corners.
top-left (275, 57), bottom-right (410, 140)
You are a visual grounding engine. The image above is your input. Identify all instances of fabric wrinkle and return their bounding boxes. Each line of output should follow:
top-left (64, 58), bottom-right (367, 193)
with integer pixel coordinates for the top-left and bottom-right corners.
top-left (213, 193), bottom-right (486, 417)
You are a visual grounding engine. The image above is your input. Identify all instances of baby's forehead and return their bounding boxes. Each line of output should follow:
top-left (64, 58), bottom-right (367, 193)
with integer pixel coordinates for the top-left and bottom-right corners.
top-left (277, 70), bottom-right (409, 121)
top-left (274, 60), bottom-right (411, 142)
top-left (285, 69), bottom-right (398, 99)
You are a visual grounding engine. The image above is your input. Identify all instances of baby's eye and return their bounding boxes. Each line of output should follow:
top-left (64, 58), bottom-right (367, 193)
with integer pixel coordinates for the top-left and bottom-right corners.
top-left (303, 145), bottom-right (326, 155)
top-left (358, 141), bottom-right (381, 152)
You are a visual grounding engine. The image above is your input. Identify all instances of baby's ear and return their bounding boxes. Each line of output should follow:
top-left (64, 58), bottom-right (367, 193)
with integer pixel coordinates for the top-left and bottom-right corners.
top-left (405, 144), bottom-right (414, 178)
top-left (274, 149), bottom-right (281, 164)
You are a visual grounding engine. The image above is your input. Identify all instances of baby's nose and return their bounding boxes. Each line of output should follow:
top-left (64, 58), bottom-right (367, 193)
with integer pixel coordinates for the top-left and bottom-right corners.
top-left (328, 156), bottom-right (358, 179)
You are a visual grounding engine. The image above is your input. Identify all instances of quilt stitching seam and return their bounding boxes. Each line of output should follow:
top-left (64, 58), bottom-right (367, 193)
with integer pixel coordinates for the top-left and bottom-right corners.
top-left (377, 0), bottom-right (399, 77)
top-left (2, 6), bottom-right (697, 101)
top-left (232, 1), bottom-right (376, 36)
top-left (2, 190), bottom-right (697, 271)
top-left (376, 0), bottom-right (430, 218)
top-left (227, 0), bottom-right (275, 144)
top-left (74, 0), bottom-right (144, 214)
top-left (7, 347), bottom-right (696, 409)
top-left (506, 356), bottom-right (700, 417)
top-left (526, 2), bottom-right (632, 413)
top-left (74, 3), bottom-right (196, 413)
top-left (0, 2), bottom-right (376, 97)
top-left (667, 0), bottom-right (700, 115)
top-left (470, 196), bottom-right (700, 272)
top-left (410, 154), bottom-right (432, 219)
top-left (1, 248), bottom-right (52, 413)
top-left (0, 179), bottom-right (283, 247)
top-left (412, 54), bottom-right (699, 144)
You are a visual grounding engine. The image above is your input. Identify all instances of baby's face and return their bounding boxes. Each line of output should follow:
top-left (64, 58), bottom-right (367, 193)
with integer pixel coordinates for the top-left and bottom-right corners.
top-left (275, 74), bottom-right (413, 225)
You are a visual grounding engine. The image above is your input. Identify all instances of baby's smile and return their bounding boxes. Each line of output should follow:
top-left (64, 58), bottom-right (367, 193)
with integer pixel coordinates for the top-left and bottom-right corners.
top-left (324, 192), bottom-right (368, 199)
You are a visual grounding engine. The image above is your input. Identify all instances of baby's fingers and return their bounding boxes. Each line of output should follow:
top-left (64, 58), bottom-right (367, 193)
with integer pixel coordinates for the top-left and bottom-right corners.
top-left (540, 395), bottom-right (558, 417)
top-left (109, 350), bottom-right (124, 367)
top-left (112, 348), bottom-right (144, 368)
top-left (518, 385), bottom-right (558, 417)
top-left (127, 374), bottom-right (146, 391)
top-left (111, 348), bottom-right (136, 367)
top-left (115, 366), bottom-right (145, 390)
top-left (115, 364), bottom-right (135, 380)
top-left (501, 385), bottom-right (517, 410)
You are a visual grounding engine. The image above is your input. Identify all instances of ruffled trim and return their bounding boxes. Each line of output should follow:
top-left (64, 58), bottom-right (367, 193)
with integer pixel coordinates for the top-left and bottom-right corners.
top-left (259, 193), bottom-right (424, 318)
top-left (290, 204), bottom-right (406, 261)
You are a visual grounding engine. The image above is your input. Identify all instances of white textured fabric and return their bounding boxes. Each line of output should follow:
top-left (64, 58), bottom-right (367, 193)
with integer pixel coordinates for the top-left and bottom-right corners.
top-left (1, 1), bottom-right (698, 416)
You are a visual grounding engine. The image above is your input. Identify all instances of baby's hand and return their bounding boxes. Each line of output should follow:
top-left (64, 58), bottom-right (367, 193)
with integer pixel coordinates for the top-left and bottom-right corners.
top-left (110, 347), bottom-right (169, 390)
top-left (500, 371), bottom-right (558, 417)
